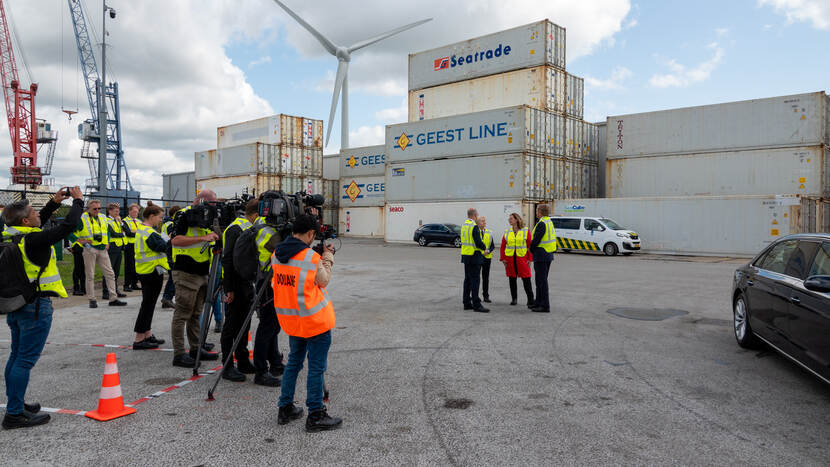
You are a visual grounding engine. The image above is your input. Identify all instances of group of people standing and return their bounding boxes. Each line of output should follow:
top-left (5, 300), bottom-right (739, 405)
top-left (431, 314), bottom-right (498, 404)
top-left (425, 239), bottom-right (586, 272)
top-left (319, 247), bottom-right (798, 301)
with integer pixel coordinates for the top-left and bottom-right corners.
top-left (461, 204), bottom-right (557, 313)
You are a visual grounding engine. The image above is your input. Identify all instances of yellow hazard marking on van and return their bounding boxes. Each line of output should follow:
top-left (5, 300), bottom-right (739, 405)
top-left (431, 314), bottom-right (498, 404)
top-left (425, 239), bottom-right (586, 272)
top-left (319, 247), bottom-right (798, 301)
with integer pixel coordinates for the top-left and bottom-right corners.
top-left (556, 237), bottom-right (600, 251)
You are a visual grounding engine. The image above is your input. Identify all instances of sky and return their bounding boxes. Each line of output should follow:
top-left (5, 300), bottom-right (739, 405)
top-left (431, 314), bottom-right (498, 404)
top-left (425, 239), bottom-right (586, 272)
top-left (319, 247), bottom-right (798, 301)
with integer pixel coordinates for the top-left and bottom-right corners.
top-left (0, 0), bottom-right (828, 198)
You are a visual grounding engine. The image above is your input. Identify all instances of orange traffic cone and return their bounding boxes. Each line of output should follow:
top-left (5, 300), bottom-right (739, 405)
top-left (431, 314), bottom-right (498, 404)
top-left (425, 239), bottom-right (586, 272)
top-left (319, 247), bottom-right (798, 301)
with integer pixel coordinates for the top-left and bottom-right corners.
top-left (248, 331), bottom-right (253, 360)
top-left (86, 353), bottom-right (137, 421)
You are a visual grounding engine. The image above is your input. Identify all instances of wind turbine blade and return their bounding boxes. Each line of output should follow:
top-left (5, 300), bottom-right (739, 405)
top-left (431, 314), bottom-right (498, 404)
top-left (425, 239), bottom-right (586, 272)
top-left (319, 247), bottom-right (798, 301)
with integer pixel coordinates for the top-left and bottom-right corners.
top-left (271, 0), bottom-right (338, 56)
top-left (325, 60), bottom-right (349, 147)
top-left (348, 18), bottom-right (432, 53)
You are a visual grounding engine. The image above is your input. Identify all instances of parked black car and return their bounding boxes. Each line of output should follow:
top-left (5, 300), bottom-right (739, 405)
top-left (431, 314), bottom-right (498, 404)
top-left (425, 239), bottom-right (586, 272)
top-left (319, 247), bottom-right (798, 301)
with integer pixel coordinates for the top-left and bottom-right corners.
top-left (732, 233), bottom-right (830, 384)
top-left (413, 223), bottom-right (462, 247)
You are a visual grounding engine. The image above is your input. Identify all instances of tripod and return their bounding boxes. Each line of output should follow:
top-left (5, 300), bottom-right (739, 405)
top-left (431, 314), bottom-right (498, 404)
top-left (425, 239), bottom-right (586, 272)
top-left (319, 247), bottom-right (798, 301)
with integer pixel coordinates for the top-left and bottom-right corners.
top-left (193, 246), bottom-right (223, 376)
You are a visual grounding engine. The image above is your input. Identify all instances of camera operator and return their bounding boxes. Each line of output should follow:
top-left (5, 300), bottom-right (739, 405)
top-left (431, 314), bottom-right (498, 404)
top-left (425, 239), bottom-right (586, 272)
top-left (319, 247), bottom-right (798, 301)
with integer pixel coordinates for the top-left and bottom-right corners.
top-left (69, 200), bottom-right (126, 309)
top-left (219, 199), bottom-right (258, 382)
top-left (1, 187), bottom-right (83, 429)
top-left (169, 191), bottom-right (220, 369)
top-left (160, 205), bottom-right (181, 309)
top-left (251, 215), bottom-right (285, 387)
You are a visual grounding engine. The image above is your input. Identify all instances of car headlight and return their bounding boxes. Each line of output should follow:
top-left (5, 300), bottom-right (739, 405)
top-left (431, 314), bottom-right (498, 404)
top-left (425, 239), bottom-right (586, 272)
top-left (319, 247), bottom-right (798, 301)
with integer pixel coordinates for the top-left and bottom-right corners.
top-left (616, 233), bottom-right (628, 238)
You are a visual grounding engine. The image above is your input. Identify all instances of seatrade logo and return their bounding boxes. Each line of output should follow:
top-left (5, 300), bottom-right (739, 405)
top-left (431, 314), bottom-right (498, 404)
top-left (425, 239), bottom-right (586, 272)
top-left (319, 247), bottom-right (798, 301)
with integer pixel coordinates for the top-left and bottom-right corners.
top-left (434, 57), bottom-right (449, 71)
top-left (433, 43), bottom-right (512, 71)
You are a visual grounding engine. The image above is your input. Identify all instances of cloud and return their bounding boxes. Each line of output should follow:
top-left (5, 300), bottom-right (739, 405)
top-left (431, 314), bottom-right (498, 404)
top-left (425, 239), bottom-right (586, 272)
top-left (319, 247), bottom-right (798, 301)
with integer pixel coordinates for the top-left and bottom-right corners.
top-left (649, 42), bottom-right (725, 88)
top-left (759, 0), bottom-right (830, 29)
top-left (374, 98), bottom-right (408, 123)
top-left (248, 56), bottom-right (272, 68)
top-left (585, 66), bottom-right (632, 91)
top-left (715, 27), bottom-right (729, 37)
top-left (348, 125), bottom-right (385, 149)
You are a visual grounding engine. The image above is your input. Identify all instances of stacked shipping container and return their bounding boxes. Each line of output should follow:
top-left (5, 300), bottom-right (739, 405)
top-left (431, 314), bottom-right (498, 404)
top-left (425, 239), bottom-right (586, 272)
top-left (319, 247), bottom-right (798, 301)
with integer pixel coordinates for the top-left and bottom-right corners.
top-left (337, 145), bottom-right (387, 237)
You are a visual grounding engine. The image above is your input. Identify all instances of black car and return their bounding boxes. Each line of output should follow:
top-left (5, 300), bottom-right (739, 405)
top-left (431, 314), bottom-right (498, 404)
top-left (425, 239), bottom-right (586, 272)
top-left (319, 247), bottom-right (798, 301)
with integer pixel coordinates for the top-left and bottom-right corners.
top-left (413, 223), bottom-right (463, 247)
top-left (732, 234), bottom-right (830, 384)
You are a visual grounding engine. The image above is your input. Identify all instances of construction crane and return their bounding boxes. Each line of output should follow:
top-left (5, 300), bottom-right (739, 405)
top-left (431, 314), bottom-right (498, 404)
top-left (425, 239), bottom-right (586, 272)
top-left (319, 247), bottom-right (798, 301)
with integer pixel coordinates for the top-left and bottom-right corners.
top-left (0, 0), bottom-right (57, 187)
top-left (67, 0), bottom-right (137, 202)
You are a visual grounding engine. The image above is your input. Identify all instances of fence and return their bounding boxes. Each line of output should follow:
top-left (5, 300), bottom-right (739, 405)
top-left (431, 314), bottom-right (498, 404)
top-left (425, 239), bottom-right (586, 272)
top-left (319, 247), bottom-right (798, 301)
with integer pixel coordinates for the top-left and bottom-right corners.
top-left (0, 188), bottom-right (193, 216)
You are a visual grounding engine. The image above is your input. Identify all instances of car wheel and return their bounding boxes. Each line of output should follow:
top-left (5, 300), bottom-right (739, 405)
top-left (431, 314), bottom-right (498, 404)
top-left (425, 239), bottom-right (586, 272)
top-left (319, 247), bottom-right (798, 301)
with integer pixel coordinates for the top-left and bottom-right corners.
top-left (453, 237), bottom-right (462, 248)
top-left (734, 294), bottom-right (759, 349)
top-left (418, 236), bottom-right (427, 247)
top-left (603, 242), bottom-right (619, 256)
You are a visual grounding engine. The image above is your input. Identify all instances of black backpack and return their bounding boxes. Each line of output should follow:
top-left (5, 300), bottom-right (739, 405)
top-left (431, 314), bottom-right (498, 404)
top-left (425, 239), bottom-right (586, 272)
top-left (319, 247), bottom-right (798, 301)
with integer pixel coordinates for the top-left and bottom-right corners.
top-left (233, 224), bottom-right (283, 282)
top-left (0, 234), bottom-right (44, 314)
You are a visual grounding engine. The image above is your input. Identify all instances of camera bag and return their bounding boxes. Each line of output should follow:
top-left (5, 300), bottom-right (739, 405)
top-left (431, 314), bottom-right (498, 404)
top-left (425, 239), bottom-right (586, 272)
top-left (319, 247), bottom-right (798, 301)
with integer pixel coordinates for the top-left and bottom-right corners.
top-left (0, 234), bottom-right (44, 314)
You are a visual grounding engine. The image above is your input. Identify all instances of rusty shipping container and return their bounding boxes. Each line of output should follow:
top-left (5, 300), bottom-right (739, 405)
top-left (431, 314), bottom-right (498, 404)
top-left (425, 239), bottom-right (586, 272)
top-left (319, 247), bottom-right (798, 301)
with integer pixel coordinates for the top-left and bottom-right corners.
top-left (565, 73), bottom-right (584, 119)
top-left (195, 143), bottom-right (322, 179)
top-left (800, 196), bottom-right (830, 233)
top-left (217, 114), bottom-right (323, 149)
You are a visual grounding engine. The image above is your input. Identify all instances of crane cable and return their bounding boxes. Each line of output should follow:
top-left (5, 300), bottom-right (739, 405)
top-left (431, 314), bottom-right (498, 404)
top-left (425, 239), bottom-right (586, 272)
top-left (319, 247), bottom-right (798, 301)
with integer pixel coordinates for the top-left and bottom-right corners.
top-left (5, 1), bottom-right (33, 84)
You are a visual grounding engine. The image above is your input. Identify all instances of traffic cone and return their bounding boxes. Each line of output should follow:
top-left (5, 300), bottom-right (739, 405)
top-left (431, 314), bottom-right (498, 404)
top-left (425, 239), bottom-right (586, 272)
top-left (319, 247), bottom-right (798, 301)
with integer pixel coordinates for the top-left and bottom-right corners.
top-left (85, 353), bottom-right (137, 421)
top-left (248, 331), bottom-right (253, 360)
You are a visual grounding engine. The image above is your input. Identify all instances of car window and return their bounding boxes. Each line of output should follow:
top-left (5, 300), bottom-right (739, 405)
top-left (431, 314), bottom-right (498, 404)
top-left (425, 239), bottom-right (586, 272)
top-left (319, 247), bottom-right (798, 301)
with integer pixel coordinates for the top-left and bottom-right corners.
top-left (757, 240), bottom-right (799, 275)
top-left (808, 243), bottom-right (830, 276)
top-left (783, 241), bottom-right (819, 279)
top-left (600, 218), bottom-right (624, 230)
top-left (584, 219), bottom-right (602, 231)
top-left (437, 225), bottom-right (450, 232)
top-left (448, 224), bottom-right (461, 233)
top-left (552, 218), bottom-right (581, 230)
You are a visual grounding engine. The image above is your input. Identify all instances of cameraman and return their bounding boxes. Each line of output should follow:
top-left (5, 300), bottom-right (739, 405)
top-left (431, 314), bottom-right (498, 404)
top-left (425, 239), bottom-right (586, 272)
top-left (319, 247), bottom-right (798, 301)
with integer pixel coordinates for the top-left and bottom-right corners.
top-left (219, 199), bottom-right (258, 381)
top-left (169, 191), bottom-right (220, 368)
top-left (160, 205), bottom-right (181, 309)
top-left (251, 214), bottom-right (284, 387)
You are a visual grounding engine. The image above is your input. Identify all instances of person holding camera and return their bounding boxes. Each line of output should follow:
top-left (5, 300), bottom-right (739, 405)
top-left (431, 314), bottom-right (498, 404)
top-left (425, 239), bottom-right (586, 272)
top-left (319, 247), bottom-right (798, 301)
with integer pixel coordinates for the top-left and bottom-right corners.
top-left (251, 214), bottom-right (285, 387)
top-left (169, 191), bottom-right (220, 368)
top-left (131, 205), bottom-right (169, 350)
top-left (102, 203), bottom-right (127, 301)
top-left (122, 204), bottom-right (141, 292)
top-left (68, 200), bottom-right (126, 309)
top-left (1, 187), bottom-right (83, 429)
top-left (160, 205), bottom-right (181, 309)
top-left (273, 214), bottom-right (342, 432)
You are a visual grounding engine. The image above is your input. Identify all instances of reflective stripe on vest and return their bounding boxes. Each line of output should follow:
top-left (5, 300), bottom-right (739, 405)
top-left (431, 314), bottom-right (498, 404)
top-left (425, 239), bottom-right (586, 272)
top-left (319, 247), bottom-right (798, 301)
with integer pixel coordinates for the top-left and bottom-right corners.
top-left (504, 227), bottom-right (528, 257)
top-left (171, 206), bottom-right (213, 263)
top-left (2, 226), bottom-right (67, 298)
top-left (79, 213), bottom-right (107, 246)
top-left (256, 225), bottom-right (276, 270)
top-left (123, 217), bottom-right (140, 244)
top-left (106, 216), bottom-right (125, 247)
top-left (271, 248), bottom-right (335, 338)
top-left (135, 224), bottom-right (170, 274)
top-left (460, 219), bottom-right (483, 256)
top-left (483, 228), bottom-right (493, 259)
top-left (533, 217), bottom-right (558, 253)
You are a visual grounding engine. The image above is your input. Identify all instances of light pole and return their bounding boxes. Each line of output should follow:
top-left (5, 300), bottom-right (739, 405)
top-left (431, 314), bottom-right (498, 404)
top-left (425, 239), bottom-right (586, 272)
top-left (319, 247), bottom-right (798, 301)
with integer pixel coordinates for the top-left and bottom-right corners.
top-left (96, 2), bottom-right (115, 203)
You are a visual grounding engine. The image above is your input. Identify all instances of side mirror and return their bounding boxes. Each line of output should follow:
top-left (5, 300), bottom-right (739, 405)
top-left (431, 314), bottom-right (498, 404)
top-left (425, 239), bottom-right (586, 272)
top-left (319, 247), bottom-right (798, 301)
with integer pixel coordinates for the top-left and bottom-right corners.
top-left (804, 276), bottom-right (830, 293)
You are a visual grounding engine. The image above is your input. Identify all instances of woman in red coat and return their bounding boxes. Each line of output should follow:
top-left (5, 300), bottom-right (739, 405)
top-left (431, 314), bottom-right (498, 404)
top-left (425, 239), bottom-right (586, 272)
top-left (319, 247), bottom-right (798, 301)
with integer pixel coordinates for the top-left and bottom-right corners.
top-left (499, 212), bottom-right (535, 308)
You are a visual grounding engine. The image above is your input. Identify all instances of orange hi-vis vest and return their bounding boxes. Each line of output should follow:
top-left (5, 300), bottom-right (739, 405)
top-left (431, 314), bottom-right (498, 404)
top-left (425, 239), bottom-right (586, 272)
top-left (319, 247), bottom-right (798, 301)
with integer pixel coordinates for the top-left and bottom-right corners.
top-left (271, 248), bottom-right (335, 338)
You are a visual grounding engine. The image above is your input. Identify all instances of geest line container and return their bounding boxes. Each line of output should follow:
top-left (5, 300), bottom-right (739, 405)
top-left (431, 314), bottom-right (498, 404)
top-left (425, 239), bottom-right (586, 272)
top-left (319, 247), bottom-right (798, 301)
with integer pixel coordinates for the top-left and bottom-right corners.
top-left (217, 114), bottom-right (323, 149)
top-left (195, 143), bottom-right (322, 179)
top-left (553, 195), bottom-right (804, 256)
top-left (607, 92), bottom-right (830, 159)
top-left (565, 73), bottom-right (584, 119)
top-left (339, 206), bottom-right (384, 238)
top-left (408, 20), bottom-right (566, 91)
top-left (339, 175), bottom-right (386, 207)
top-left (408, 66), bottom-right (566, 121)
top-left (607, 146), bottom-right (827, 198)
top-left (162, 171), bottom-right (195, 206)
top-left (386, 105), bottom-right (566, 162)
top-left (340, 145), bottom-right (386, 177)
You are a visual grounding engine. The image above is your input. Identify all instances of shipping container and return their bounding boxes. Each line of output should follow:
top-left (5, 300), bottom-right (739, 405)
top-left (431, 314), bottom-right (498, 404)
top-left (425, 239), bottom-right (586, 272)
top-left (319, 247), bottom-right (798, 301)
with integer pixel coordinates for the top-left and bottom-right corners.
top-left (196, 174), bottom-right (281, 200)
top-left (565, 117), bottom-right (584, 159)
top-left (322, 208), bottom-right (338, 230)
top-left (280, 176), bottom-right (323, 196)
top-left (553, 195), bottom-right (804, 256)
top-left (339, 206), bottom-right (384, 238)
top-left (323, 154), bottom-right (340, 180)
top-left (596, 122), bottom-right (607, 198)
top-left (340, 145), bottom-right (386, 177)
top-left (322, 179), bottom-right (339, 208)
top-left (384, 200), bottom-right (536, 243)
top-left (217, 114), bottom-right (323, 149)
top-left (607, 92), bottom-right (829, 159)
top-left (565, 73), bottom-right (584, 119)
top-left (583, 122), bottom-right (600, 162)
top-left (607, 146), bottom-right (827, 198)
top-left (800, 196), bottom-right (830, 233)
top-left (409, 20), bottom-right (565, 91)
top-left (408, 66), bottom-right (566, 121)
top-left (163, 171), bottom-right (195, 206)
top-left (196, 143), bottom-right (322, 179)
top-left (387, 105), bottom-right (565, 162)
top-left (338, 175), bottom-right (385, 207)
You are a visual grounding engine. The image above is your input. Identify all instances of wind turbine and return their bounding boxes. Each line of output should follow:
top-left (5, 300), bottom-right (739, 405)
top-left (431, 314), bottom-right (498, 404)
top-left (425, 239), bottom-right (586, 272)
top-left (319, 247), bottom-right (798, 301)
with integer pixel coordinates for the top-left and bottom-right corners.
top-left (272, 0), bottom-right (431, 149)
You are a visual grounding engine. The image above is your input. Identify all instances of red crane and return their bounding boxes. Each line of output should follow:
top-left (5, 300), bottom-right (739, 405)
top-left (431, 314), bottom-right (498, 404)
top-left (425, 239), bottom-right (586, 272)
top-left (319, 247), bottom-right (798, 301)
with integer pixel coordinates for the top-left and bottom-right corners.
top-left (0, 0), bottom-right (41, 186)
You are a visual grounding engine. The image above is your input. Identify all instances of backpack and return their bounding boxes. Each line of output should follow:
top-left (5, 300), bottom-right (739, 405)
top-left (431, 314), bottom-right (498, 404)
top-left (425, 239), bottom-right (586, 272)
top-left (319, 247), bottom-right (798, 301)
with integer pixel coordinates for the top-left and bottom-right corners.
top-left (0, 234), bottom-right (44, 314)
top-left (233, 224), bottom-right (283, 282)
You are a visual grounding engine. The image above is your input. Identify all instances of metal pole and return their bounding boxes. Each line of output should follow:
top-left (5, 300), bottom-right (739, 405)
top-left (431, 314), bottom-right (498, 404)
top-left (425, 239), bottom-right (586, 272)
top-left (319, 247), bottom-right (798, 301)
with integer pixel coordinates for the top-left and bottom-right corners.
top-left (96, 1), bottom-right (108, 203)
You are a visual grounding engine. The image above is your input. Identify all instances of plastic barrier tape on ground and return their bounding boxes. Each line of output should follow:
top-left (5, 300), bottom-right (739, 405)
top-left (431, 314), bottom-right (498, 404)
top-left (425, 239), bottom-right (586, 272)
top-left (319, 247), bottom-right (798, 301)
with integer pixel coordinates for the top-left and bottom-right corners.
top-left (128, 365), bottom-right (223, 407)
top-left (0, 403), bottom-right (87, 416)
top-left (0, 339), bottom-right (174, 352)
top-left (557, 238), bottom-right (600, 251)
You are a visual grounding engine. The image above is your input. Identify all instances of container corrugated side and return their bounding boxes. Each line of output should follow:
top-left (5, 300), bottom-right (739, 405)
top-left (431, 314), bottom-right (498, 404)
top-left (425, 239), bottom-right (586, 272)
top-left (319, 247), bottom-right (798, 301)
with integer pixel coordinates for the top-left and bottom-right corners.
top-left (800, 196), bottom-right (830, 233)
top-left (583, 122), bottom-right (600, 162)
top-left (322, 179), bottom-right (339, 208)
top-left (280, 176), bottom-right (323, 196)
top-left (607, 91), bottom-right (828, 159)
top-left (408, 20), bottom-right (565, 91)
top-left (565, 74), bottom-right (584, 119)
top-left (596, 122), bottom-right (607, 198)
top-left (339, 206), bottom-right (384, 238)
top-left (194, 149), bottom-right (217, 179)
top-left (195, 174), bottom-right (281, 199)
top-left (339, 175), bottom-right (385, 207)
top-left (322, 208), bottom-right (338, 229)
top-left (565, 117), bottom-right (584, 159)
top-left (553, 195), bottom-right (803, 256)
top-left (340, 145), bottom-right (386, 177)
top-left (607, 146), bottom-right (826, 198)
top-left (217, 114), bottom-right (323, 149)
top-left (162, 171), bottom-right (195, 206)
top-left (323, 154), bottom-right (340, 180)
top-left (408, 66), bottom-right (565, 121)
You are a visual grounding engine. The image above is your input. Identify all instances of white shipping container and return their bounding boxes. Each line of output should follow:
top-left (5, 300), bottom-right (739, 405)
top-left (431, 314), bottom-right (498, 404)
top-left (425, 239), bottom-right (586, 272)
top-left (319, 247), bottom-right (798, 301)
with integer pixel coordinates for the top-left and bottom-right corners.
top-left (408, 20), bottom-right (565, 91)
top-left (196, 174), bottom-right (281, 199)
top-left (322, 208), bottom-right (338, 229)
top-left (565, 117), bottom-right (584, 159)
top-left (339, 207), bottom-right (384, 238)
top-left (607, 91), bottom-right (829, 158)
top-left (384, 200), bottom-right (535, 243)
top-left (597, 122), bottom-right (607, 198)
top-left (408, 66), bottom-right (565, 121)
top-left (280, 176), bottom-right (323, 196)
top-left (322, 179), bottom-right (339, 208)
top-left (387, 105), bottom-right (565, 162)
top-left (553, 195), bottom-right (803, 256)
top-left (217, 114), bottom-right (323, 149)
top-left (196, 143), bottom-right (322, 179)
top-left (565, 74), bottom-right (584, 119)
top-left (607, 146), bottom-right (827, 198)
top-left (163, 171), bottom-right (195, 206)
top-left (583, 122), bottom-right (600, 162)
top-left (340, 145), bottom-right (386, 177)
top-left (339, 175), bottom-right (386, 207)
top-left (323, 154), bottom-right (340, 180)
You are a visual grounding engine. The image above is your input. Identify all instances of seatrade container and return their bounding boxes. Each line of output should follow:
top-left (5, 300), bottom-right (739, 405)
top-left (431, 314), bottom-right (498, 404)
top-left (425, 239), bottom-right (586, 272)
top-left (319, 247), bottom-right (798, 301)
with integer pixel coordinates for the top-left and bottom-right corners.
top-left (386, 105), bottom-right (565, 162)
top-left (408, 20), bottom-right (566, 91)
top-left (607, 146), bottom-right (828, 198)
top-left (217, 115), bottom-right (323, 149)
top-left (565, 73), bottom-right (584, 119)
top-left (340, 145), bottom-right (386, 177)
top-left (607, 92), bottom-right (830, 158)
top-left (339, 175), bottom-right (385, 207)
top-left (553, 195), bottom-right (804, 256)
top-left (339, 207), bottom-right (384, 238)
top-left (408, 66), bottom-right (565, 121)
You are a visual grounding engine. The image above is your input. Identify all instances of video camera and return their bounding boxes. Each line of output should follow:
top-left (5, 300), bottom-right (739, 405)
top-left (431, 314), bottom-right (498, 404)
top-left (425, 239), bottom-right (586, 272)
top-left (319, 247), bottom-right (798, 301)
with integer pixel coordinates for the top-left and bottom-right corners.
top-left (258, 190), bottom-right (339, 254)
top-left (184, 194), bottom-right (255, 231)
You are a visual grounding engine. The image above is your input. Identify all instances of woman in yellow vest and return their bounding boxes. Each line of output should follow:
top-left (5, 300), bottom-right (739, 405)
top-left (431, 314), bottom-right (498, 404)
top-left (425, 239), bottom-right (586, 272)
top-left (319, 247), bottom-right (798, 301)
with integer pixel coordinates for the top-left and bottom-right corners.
top-left (499, 213), bottom-right (535, 308)
top-left (132, 205), bottom-right (170, 350)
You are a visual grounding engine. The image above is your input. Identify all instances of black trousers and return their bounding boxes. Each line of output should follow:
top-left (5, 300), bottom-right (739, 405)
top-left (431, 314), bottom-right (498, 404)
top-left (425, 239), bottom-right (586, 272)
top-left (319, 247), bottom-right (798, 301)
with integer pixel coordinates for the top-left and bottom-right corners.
top-left (253, 282), bottom-right (282, 373)
top-left (72, 244), bottom-right (85, 292)
top-left (103, 245), bottom-right (122, 295)
top-left (221, 285), bottom-right (253, 365)
top-left (135, 271), bottom-right (164, 333)
top-left (509, 277), bottom-right (535, 305)
top-left (124, 243), bottom-right (137, 287)
top-left (462, 261), bottom-right (482, 309)
top-left (533, 260), bottom-right (552, 310)
top-left (481, 258), bottom-right (491, 299)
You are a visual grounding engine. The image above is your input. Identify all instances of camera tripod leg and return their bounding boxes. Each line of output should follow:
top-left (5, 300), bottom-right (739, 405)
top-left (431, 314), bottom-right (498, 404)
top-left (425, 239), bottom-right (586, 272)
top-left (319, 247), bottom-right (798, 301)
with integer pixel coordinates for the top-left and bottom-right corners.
top-left (194, 254), bottom-right (222, 376)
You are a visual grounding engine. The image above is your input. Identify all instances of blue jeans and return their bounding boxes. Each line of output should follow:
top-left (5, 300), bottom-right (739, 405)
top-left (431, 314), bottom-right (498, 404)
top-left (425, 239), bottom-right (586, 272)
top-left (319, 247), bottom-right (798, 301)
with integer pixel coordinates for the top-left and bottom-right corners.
top-left (278, 331), bottom-right (331, 412)
top-left (162, 270), bottom-right (175, 301)
top-left (4, 297), bottom-right (53, 415)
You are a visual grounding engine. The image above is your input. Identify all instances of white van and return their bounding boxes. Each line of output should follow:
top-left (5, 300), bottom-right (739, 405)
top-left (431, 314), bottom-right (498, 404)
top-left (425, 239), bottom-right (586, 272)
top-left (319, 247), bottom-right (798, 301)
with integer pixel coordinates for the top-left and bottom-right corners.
top-left (551, 216), bottom-right (641, 256)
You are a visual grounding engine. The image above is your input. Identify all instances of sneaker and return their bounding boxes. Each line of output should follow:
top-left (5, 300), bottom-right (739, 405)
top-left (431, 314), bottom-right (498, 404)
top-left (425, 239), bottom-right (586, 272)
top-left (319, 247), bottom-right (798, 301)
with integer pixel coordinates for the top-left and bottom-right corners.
top-left (89, 300), bottom-right (98, 309)
top-left (2, 410), bottom-right (51, 429)
top-left (172, 354), bottom-right (196, 368)
top-left (253, 372), bottom-right (281, 387)
top-left (221, 366), bottom-right (246, 382)
top-left (146, 335), bottom-right (165, 345)
top-left (161, 299), bottom-right (175, 309)
top-left (202, 342), bottom-right (216, 351)
top-left (108, 300), bottom-right (127, 307)
top-left (278, 403), bottom-right (304, 425)
top-left (305, 407), bottom-right (342, 432)
top-left (132, 339), bottom-right (159, 350)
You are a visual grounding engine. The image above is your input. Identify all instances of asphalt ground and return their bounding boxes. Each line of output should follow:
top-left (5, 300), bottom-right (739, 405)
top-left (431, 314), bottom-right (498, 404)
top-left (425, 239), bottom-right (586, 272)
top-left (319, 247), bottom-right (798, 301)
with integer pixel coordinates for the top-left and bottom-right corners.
top-left (0, 239), bottom-right (828, 466)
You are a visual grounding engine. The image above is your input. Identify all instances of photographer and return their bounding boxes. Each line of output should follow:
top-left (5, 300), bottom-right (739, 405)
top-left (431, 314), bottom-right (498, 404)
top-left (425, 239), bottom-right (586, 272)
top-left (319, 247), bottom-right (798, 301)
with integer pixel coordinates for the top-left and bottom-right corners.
top-left (69, 200), bottom-right (126, 309)
top-left (251, 216), bottom-right (284, 388)
top-left (2, 187), bottom-right (83, 429)
top-left (169, 191), bottom-right (220, 368)
top-left (160, 205), bottom-right (181, 309)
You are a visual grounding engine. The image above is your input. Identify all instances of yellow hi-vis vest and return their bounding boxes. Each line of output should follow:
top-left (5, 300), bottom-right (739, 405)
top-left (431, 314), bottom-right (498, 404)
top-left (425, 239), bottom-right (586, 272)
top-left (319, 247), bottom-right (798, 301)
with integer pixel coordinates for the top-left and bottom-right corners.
top-left (122, 216), bottom-right (140, 244)
top-left (106, 215), bottom-right (125, 247)
top-left (256, 224), bottom-right (278, 271)
top-left (504, 227), bottom-right (529, 257)
top-left (221, 217), bottom-right (254, 278)
top-left (533, 216), bottom-right (558, 253)
top-left (460, 219), bottom-right (484, 256)
top-left (2, 226), bottom-right (68, 298)
top-left (77, 212), bottom-right (108, 247)
top-left (171, 206), bottom-right (213, 264)
top-left (482, 228), bottom-right (493, 259)
top-left (134, 223), bottom-right (170, 275)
